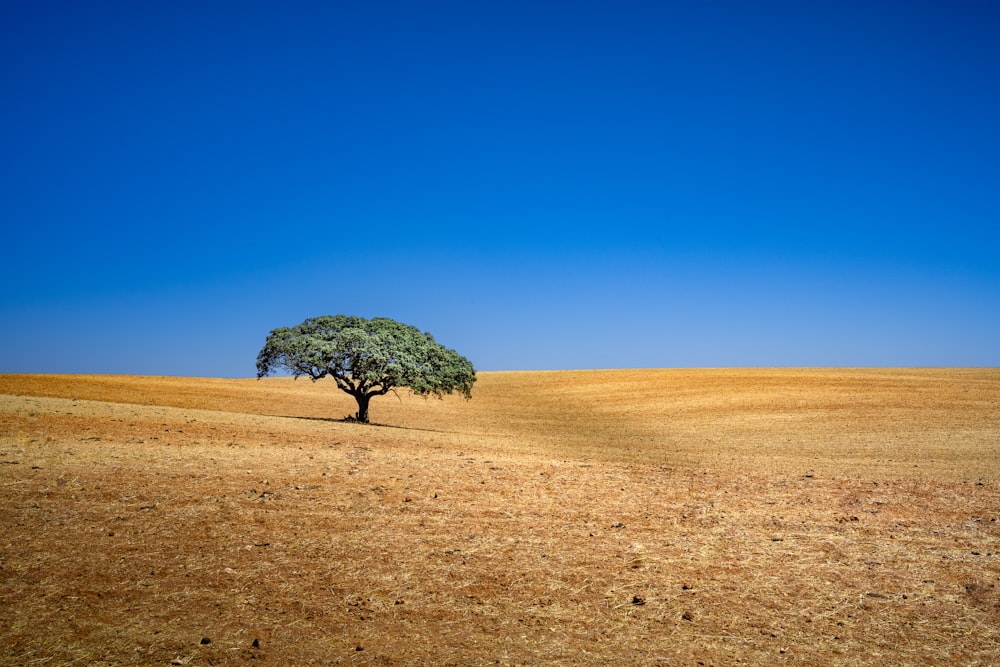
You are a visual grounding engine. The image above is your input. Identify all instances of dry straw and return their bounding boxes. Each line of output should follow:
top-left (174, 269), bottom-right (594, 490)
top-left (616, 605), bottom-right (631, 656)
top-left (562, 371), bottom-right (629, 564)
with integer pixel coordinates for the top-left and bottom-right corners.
top-left (1, 369), bottom-right (998, 664)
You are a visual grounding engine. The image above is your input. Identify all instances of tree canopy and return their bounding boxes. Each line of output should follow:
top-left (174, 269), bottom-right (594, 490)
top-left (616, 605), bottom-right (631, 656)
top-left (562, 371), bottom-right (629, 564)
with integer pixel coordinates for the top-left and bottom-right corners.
top-left (255, 315), bottom-right (476, 423)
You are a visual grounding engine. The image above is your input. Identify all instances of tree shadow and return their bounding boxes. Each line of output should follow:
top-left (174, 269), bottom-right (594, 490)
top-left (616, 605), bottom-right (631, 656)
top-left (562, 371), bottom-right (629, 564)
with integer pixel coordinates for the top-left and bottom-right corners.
top-left (275, 414), bottom-right (452, 433)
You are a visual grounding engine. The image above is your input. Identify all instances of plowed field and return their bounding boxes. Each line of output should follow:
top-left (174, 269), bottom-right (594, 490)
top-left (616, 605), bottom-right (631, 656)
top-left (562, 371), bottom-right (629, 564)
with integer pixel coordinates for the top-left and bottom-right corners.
top-left (1, 369), bottom-right (998, 665)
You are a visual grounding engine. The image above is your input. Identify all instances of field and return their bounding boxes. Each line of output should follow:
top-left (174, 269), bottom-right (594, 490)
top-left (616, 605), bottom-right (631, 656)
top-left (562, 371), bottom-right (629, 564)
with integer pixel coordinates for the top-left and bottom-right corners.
top-left (1, 368), bottom-right (999, 665)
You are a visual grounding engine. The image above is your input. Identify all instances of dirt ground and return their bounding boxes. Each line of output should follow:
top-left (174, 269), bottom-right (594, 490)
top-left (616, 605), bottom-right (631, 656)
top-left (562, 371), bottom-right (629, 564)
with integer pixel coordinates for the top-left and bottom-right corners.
top-left (1, 369), bottom-right (998, 665)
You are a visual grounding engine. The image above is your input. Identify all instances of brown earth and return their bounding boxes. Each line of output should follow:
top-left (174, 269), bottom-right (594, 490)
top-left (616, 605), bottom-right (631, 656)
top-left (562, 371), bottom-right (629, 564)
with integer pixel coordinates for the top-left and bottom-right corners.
top-left (1, 369), bottom-right (998, 665)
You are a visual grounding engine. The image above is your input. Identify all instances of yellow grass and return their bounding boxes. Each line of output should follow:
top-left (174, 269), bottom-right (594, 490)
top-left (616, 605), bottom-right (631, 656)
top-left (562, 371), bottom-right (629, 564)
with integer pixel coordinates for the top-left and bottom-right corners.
top-left (1, 369), bottom-right (998, 665)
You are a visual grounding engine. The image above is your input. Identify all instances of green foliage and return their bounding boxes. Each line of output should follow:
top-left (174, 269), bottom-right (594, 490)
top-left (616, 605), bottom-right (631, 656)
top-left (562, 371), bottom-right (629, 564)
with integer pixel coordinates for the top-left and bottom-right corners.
top-left (256, 315), bottom-right (476, 422)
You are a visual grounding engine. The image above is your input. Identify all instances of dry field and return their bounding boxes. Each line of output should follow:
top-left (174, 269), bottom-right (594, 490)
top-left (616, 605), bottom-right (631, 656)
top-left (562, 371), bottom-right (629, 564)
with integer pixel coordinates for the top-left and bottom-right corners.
top-left (1, 369), bottom-right (999, 665)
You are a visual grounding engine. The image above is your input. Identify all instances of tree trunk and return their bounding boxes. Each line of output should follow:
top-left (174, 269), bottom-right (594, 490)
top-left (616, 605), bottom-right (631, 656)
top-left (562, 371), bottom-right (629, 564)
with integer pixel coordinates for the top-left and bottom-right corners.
top-left (354, 392), bottom-right (371, 423)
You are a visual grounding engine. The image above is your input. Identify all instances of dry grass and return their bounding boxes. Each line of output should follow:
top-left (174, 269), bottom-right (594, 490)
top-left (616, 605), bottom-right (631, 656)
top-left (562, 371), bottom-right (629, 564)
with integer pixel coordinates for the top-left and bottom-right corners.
top-left (1, 369), bottom-right (998, 665)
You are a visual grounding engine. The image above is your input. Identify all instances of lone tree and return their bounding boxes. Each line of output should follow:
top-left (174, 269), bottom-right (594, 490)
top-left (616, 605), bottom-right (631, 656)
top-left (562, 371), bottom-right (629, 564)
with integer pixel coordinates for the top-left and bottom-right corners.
top-left (256, 315), bottom-right (476, 424)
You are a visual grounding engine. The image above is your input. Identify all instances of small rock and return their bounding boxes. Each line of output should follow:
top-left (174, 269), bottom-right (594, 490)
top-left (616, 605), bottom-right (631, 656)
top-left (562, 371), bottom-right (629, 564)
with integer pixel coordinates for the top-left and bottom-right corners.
top-left (632, 595), bottom-right (646, 605)
top-left (252, 638), bottom-right (260, 649)
top-left (681, 610), bottom-right (694, 621)
top-left (200, 637), bottom-right (211, 645)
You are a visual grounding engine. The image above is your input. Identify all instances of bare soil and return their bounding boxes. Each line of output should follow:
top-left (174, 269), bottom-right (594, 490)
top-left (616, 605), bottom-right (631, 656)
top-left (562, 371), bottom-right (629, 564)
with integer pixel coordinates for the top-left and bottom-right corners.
top-left (1, 369), bottom-right (998, 665)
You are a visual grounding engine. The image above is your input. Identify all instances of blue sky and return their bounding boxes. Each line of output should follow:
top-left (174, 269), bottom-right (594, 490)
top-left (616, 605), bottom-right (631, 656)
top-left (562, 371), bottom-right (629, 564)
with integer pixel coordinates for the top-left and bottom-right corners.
top-left (2, 1), bottom-right (998, 375)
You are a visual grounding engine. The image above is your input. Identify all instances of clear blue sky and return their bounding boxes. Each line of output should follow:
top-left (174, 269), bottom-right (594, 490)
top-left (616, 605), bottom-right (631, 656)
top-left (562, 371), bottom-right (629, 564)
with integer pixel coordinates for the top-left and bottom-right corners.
top-left (2, 1), bottom-right (998, 375)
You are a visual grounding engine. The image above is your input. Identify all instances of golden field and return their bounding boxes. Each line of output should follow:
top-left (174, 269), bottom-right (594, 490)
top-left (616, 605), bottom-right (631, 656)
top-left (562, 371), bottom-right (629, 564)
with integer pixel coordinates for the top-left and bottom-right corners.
top-left (1, 369), bottom-right (998, 665)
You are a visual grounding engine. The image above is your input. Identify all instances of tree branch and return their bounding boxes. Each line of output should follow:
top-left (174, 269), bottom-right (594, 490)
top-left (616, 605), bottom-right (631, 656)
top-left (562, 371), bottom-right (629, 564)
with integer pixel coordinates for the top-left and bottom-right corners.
top-left (332, 371), bottom-right (355, 393)
top-left (371, 381), bottom-right (394, 396)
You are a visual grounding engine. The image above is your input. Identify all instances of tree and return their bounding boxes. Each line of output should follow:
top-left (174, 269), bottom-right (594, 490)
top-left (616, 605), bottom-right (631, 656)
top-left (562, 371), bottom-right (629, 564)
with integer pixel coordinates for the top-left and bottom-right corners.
top-left (255, 315), bottom-right (476, 424)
